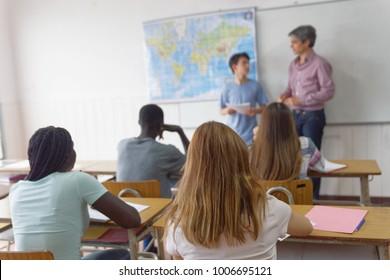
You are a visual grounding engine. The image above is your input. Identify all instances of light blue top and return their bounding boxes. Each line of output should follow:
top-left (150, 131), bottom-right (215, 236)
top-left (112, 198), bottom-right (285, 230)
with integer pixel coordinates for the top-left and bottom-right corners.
top-left (10, 172), bottom-right (107, 260)
top-left (220, 79), bottom-right (268, 145)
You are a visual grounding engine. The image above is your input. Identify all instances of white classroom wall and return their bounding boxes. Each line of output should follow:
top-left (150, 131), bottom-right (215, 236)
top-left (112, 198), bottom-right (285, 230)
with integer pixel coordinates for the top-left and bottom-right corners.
top-left (0, 0), bottom-right (389, 198)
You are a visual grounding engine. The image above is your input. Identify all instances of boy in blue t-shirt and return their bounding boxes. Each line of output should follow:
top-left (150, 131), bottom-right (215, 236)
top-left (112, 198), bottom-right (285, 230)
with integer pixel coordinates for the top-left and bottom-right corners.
top-left (220, 52), bottom-right (268, 146)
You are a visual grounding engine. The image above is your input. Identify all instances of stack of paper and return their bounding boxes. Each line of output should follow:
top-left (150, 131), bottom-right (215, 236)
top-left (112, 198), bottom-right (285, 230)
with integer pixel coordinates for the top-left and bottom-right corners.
top-left (305, 205), bottom-right (367, 234)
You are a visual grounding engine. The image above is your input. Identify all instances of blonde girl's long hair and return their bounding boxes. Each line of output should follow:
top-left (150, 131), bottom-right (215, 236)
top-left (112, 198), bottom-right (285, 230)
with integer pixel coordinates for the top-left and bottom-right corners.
top-left (164, 121), bottom-right (266, 248)
top-left (250, 102), bottom-right (302, 181)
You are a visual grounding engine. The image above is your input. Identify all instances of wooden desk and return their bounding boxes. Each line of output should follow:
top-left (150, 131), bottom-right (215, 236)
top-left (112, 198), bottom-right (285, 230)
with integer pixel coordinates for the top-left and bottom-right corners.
top-left (81, 160), bottom-right (116, 176)
top-left (0, 159), bottom-right (98, 174)
top-left (154, 205), bottom-right (390, 260)
top-left (288, 205), bottom-right (390, 260)
top-left (308, 160), bottom-right (382, 206)
top-left (0, 184), bottom-right (11, 200)
top-left (90, 197), bottom-right (171, 260)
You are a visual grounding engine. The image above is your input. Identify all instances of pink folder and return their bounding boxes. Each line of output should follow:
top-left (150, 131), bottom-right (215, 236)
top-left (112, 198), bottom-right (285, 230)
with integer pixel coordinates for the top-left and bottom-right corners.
top-left (305, 206), bottom-right (368, 234)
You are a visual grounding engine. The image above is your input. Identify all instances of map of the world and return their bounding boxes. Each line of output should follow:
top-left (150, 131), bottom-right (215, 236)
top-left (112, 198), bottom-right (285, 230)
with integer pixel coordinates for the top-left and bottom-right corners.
top-left (143, 9), bottom-right (257, 102)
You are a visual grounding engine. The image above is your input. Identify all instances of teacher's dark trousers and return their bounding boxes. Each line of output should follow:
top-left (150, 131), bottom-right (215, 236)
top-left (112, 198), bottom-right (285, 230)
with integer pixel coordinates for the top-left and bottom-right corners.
top-left (293, 109), bottom-right (326, 200)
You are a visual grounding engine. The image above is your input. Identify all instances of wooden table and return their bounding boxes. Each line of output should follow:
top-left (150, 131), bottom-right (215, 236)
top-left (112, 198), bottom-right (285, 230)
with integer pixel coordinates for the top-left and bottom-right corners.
top-left (308, 160), bottom-right (382, 206)
top-left (0, 184), bottom-right (11, 200)
top-left (89, 197), bottom-right (171, 260)
top-left (154, 205), bottom-right (390, 260)
top-left (81, 160), bottom-right (116, 176)
top-left (0, 159), bottom-right (98, 174)
top-left (287, 205), bottom-right (390, 260)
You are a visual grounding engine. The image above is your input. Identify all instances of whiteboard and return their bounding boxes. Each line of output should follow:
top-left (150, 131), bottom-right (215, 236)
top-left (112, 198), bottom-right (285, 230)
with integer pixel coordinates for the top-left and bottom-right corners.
top-left (256, 0), bottom-right (390, 124)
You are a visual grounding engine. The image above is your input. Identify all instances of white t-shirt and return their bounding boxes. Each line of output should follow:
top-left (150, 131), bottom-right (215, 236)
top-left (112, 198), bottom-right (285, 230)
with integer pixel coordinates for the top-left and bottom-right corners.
top-left (10, 172), bottom-right (107, 260)
top-left (166, 195), bottom-right (291, 260)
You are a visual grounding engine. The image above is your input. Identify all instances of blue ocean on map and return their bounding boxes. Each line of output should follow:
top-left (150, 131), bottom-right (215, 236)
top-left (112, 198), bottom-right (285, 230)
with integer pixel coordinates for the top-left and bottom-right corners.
top-left (143, 9), bottom-right (257, 102)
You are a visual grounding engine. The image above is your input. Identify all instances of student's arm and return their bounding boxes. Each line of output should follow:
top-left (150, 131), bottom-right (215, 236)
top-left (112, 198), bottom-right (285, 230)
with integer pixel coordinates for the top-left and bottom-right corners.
top-left (162, 124), bottom-right (190, 154)
top-left (92, 192), bottom-right (141, 228)
top-left (248, 104), bottom-right (266, 116)
top-left (287, 210), bottom-right (313, 236)
top-left (220, 107), bottom-right (236, 115)
top-left (219, 87), bottom-right (236, 116)
top-left (172, 255), bottom-right (183, 260)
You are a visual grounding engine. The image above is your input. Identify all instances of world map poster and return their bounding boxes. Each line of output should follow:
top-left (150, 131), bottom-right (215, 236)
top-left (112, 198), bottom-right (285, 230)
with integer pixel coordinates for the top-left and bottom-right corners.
top-left (143, 8), bottom-right (257, 102)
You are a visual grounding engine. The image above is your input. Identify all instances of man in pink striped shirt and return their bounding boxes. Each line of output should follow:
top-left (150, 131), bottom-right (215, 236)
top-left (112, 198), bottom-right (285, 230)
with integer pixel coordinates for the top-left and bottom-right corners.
top-left (278, 25), bottom-right (335, 199)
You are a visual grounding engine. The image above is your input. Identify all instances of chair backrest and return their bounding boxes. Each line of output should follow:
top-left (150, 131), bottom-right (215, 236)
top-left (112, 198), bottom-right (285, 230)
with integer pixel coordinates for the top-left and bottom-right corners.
top-left (266, 186), bottom-right (295, 204)
top-left (0, 251), bottom-right (54, 260)
top-left (103, 180), bottom-right (161, 198)
top-left (258, 179), bottom-right (313, 205)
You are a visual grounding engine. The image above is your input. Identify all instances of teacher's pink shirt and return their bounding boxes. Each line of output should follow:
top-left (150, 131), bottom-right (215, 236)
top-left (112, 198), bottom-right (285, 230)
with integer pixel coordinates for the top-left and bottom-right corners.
top-left (283, 51), bottom-right (335, 111)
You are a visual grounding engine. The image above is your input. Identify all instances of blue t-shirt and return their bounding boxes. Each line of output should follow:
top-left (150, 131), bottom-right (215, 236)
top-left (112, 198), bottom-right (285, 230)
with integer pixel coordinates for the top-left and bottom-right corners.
top-left (220, 79), bottom-right (268, 145)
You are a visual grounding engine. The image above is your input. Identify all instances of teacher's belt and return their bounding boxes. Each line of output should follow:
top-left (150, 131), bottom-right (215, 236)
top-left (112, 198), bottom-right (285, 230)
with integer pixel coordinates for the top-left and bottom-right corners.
top-left (292, 109), bottom-right (324, 115)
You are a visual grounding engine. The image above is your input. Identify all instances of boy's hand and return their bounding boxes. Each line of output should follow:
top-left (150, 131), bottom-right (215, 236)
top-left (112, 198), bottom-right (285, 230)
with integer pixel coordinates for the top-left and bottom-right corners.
top-left (220, 107), bottom-right (236, 116)
top-left (161, 124), bottom-right (183, 133)
top-left (247, 108), bottom-right (257, 116)
top-left (226, 107), bottom-right (236, 115)
top-left (159, 124), bottom-right (182, 140)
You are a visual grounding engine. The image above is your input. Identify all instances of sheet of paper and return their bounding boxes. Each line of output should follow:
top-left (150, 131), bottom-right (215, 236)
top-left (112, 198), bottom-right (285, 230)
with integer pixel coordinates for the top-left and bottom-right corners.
top-left (278, 234), bottom-right (290, 241)
top-left (305, 205), bottom-right (368, 234)
top-left (88, 202), bottom-right (150, 222)
top-left (126, 202), bottom-right (150, 212)
top-left (311, 159), bottom-right (347, 173)
top-left (88, 207), bottom-right (110, 222)
top-left (226, 103), bottom-right (251, 114)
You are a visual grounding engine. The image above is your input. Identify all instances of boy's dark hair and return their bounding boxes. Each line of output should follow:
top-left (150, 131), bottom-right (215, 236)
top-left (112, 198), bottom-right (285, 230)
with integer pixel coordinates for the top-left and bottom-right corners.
top-left (288, 25), bottom-right (316, 48)
top-left (139, 104), bottom-right (164, 127)
top-left (229, 52), bottom-right (250, 74)
top-left (26, 126), bottom-right (74, 181)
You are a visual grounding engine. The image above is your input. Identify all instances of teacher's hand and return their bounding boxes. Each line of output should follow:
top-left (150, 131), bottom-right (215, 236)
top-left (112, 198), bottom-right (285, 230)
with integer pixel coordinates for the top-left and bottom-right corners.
top-left (277, 94), bottom-right (286, 103)
top-left (284, 97), bottom-right (301, 107)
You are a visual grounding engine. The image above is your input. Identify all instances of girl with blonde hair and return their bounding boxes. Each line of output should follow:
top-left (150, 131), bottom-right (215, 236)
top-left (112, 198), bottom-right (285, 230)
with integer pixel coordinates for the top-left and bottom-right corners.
top-left (165, 121), bottom-right (312, 260)
top-left (251, 102), bottom-right (327, 183)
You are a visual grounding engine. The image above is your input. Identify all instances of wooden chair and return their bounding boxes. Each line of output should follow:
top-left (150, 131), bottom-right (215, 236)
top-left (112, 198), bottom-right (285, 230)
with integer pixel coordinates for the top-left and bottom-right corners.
top-left (258, 179), bottom-right (313, 205)
top-left (0, 250), bottom-right (54, 260)
top-left (102, 180), bottom-right (160, 198)
top-left (266, 186), bottom-right (295, 204)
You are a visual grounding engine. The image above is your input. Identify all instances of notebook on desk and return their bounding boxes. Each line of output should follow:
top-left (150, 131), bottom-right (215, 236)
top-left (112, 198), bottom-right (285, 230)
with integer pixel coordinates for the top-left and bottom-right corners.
top-left (305, 205), bottom-right (368, 234)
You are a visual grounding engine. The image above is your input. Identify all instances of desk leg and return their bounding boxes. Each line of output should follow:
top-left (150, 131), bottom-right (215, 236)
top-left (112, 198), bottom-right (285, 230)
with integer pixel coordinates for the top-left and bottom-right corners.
top-left (377, 245), bottom-right (389, 260)
top-left (360, 176), bottom-right (371, 206)
top-left (155, 228), bottom-right (166, 260)
top-left (128, 229), bottom-right (138, 260)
